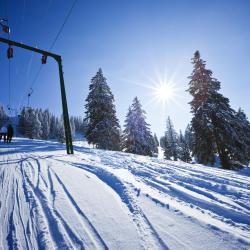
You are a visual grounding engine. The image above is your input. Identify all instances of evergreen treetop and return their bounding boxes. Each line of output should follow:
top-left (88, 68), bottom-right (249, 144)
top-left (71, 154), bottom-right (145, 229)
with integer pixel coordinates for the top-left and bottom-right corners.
top-left (123, 97), bottom-right (154, 156)
top-left (188, 51), bottom-right (250, 169)
top-left (84, 68), bottom-right (121, 150)
top-left (163, 116), bottom-right (179, 161)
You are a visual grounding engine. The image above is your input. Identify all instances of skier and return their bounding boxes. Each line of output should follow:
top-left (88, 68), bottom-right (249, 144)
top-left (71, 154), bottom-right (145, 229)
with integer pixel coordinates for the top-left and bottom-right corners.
top-left (7, 124), bottom-right (14, 143)
top-left (0, 126), bottom-right (7, 142)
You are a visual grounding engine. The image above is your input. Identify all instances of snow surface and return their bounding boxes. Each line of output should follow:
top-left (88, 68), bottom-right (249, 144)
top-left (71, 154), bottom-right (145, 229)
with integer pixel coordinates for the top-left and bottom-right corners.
top-left (0, 138), bottom-right (250, 250)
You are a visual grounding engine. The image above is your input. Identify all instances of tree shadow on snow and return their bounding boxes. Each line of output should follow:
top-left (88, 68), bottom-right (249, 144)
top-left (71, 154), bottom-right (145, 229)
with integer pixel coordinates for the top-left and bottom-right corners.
top-left (0, 138), bottom-right (65, 156)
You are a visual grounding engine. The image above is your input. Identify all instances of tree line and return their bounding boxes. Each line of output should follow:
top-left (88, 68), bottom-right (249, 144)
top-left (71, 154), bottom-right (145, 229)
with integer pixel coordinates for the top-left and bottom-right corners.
top-left (18, 108), bottom-right (86, 142)
top-left (0, 105), bottom-right (86, 143)
top-left (84, 68), bottom-right (159, 156)
top-left (1, 51), bottom-right (250, 170)
top-left (84, 52), bottom-right (250, 170)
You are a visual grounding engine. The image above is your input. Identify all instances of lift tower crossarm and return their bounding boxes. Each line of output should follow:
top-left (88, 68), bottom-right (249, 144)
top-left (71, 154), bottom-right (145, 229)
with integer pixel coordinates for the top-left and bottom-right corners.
top-left (0, 36), bottom-right (74, 154)
top-left (0, 37), bottom-right (60, 59)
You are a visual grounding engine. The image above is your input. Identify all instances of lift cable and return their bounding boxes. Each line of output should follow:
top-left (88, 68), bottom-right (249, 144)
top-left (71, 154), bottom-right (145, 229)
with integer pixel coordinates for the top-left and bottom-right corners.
top-left (3, 0), bottom-right (13, 114)
top-left (8, 25), bottom-right (11, 113)
top-left (1, 0), bottom-right (18, 115)
top-left (8, 50), bottom-right (11, 108)
top-left (27, 87), bottom-right (33, 107)
top-left (19, 0), bottom-right (78, 109)
top-left (49, 0), bottom-right (78, 51)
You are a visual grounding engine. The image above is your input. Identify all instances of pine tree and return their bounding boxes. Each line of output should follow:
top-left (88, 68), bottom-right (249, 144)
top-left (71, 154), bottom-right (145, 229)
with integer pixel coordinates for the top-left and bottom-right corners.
top-left (24, 108), bottom-right (41, 139)
top-left (122, 97), bottom-right (155, 156)
top-left (162, 116), bottom-right (179, 161)
top-left (84, 68), bottom-right (121, 150)
top-left (18, 107), bottom-right (26, 135)
top-left (233, 108), bottom-right (250, 166)
top-left (34, 110), bottom-right (42, 139)
top-left (160, 135), bottom-right (172, 160)
top-left (152, 133), bottom-right (159, 154)
top-left (184, 124), bottom-right (194, 153)
top-left (49, 115), bottom-right (57, 139)
top-left (56, 117), bottom-right (65, 143)
top-left (73, 116), bottom-right (86, 134)
top-left (187, 51), bottom-right (217, 165)
top-left (159, 136), bottom-right (165, 148)
top-left (18, 107), bottom-right (68, 143)
top-left (178, 130), bottom-right (192, 163)
top-left (188, 51), bottom-right (247, 169)
top-left (40, 109), bottom-right (50, 140)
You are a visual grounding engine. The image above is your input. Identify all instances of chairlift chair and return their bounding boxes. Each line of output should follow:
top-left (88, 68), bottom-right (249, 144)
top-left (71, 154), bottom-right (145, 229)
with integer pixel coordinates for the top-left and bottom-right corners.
top-left (41, 54), bottom-right (47, 64)
top-left (2, 25), bottom-right (9, 34)
top-left (7, 46), bottom-right (13, 59)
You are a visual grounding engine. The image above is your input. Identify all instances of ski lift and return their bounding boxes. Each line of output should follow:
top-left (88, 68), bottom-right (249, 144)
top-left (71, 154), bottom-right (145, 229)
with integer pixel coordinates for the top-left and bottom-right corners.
top-left (7, 46), bottom-right (13, 59)
top-left (3, 25), bottom-right (9, 33)
top-left (27, 88), bottom-right (33, 107)
top-left (28, 88), bottom-right (33, 98)
top-left (41, 54), bottom-right (47, 64)
top-left (2, 24), bottom-right (10, 33)
top-left (0, 18), bottom-right (10, 34)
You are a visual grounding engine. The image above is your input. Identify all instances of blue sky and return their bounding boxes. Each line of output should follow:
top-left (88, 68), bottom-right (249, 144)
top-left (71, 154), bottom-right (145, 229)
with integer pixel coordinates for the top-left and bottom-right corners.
top-left (0, 0), bottom-right (250, 136)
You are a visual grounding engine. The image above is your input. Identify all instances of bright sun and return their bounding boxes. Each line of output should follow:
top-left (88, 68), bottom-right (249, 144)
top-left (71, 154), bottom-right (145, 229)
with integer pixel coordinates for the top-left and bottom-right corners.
top-left (154, 83), bottom-right (175, 103)
top-left (150, 80), bottom-right (178, 106)
top-left (121, 69), bottom-right (181, 108)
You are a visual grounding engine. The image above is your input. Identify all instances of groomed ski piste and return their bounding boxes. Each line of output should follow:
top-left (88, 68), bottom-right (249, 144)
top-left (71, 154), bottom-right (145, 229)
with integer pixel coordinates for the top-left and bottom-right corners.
top-left (0, 138), bottom-right (250, 250)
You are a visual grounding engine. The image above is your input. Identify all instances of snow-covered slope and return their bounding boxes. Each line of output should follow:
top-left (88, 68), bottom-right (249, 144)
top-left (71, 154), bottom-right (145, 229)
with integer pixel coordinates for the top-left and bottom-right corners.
top-left (0, 138), bottom-right (250, 250)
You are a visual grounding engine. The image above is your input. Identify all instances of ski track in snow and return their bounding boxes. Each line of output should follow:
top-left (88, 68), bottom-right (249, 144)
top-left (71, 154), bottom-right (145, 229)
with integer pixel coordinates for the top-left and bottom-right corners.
top-left (0, 138), bottom-right (250, 250)
top-left (21, 155), bottom-right (108, 250)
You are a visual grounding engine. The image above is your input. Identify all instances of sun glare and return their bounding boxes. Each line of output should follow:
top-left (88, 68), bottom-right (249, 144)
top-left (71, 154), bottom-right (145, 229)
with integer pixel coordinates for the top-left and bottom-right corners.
top-left (154, 83), bottom-right (175, 103)
top-left (143, 68), bottom-right (183, 109)
top-left (120, 68), bottom-right (183, 109)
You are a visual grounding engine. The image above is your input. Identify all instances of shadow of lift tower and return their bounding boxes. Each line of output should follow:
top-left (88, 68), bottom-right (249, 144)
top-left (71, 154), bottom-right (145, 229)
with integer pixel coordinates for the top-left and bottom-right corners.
top-left (0, 36), bottom-right (74, 154)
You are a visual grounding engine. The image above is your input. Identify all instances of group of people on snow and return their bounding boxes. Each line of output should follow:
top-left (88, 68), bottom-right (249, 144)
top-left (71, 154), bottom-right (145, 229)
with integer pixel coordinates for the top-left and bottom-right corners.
top-left (0, 124), bottom-right (14, 143)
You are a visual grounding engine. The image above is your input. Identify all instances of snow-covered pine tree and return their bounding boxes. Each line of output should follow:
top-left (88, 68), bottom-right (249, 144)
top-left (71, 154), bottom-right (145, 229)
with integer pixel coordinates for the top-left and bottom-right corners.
top-left (73, 116), bottom-right (82, 133)
top-left (122, 97), bottom-right (155, 156)
top-left (49, 115), bottom-right (57, 139)
top-left (75, 116), bottom-right (87, 135)
top-left (35, 110), bottom-right (42, 139)
top-left (56, 117), bottom-right (65, 143)
top-left (162, 116), bottom-right (179, 161)
top-left (84, 68), bottom-right (121, 150)
top-left (149, 134), bottom-right (158, 156)
top-left (40, 109), bottom-right (50, 140)
top-left (187, 51), bottom-right (218, 165)
top-left (160, 135), bottom-right (172, 160)
top-left (184, 124), bottom-right (193, 153)
top-left (233, 108), bottom-right (250, 166)
top-left (178, 130), bottom-right (192, 163)
top-left (18, 107), bottom-right (68, 142)
top-left (152, 133), bottom-right (159, 154)
top-left (188, 51), bottom-right (247, 169)
top-left (18, 108), bottom-right (26, 135)
top-left (159, 136), bottom-right (165, 148)
top-left (153, 133), bottom-right (159, 147)
top-left (25, 108), bottom-right (41, 139)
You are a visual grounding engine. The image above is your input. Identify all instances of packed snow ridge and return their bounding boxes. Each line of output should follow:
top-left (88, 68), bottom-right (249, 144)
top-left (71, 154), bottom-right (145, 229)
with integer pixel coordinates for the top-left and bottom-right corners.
top-left (0, 138), bottom-right (250, 250)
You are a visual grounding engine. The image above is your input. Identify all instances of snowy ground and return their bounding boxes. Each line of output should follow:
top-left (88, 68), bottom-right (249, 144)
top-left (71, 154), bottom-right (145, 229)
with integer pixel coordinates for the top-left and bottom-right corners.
top-left (0, 138), bottom-right (250, 250)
